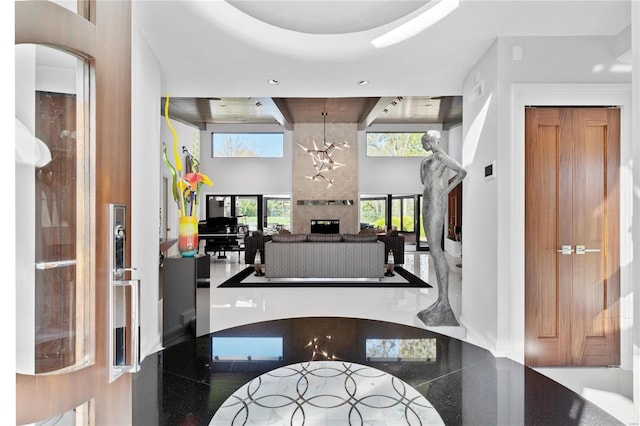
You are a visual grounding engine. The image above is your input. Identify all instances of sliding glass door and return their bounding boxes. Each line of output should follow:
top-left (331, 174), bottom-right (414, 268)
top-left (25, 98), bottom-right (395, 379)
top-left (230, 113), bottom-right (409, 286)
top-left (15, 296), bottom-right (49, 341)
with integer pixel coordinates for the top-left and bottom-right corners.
top-left (235, 196), bottom-right (259, 231)
top-left (205, 194), bottom-right (291, 233)
top-left (359, 196), bottom-right (387, 231)
top-left (264, 197), bottom-right (291, 233)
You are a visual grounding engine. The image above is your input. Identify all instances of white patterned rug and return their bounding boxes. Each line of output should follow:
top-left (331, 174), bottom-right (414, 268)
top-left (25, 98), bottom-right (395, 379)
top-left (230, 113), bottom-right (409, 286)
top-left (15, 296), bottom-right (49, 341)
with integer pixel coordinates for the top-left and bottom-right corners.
top-left (210, 361), bottom-right (444, 425)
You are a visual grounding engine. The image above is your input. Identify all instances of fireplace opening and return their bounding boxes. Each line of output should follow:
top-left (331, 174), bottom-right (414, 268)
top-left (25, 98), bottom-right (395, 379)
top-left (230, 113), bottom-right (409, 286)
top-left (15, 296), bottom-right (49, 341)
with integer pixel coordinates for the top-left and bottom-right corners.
top-left (310, 219), bottom-right (339, 234)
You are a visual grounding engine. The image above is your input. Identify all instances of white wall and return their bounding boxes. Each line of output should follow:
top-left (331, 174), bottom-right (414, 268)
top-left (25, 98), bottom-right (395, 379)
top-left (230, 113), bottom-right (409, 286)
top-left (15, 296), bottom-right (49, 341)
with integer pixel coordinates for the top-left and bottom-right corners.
top-left (460, 40), bottom-right (500, 351)
top-left (161, 116), bottom-right (202, 244)
top-left (460, 34), bottom-right (634, 365)
top-left (447, 124), bottom-right (462, 164)
top-left (132, 25), bottom-right (163, 358)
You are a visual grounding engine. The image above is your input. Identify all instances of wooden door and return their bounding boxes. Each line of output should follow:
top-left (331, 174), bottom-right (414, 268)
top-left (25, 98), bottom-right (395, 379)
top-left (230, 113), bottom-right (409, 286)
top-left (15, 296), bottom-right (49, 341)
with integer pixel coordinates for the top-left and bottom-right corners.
top-left (16, 1), bottom-right (133, 424)
top-left (525, 107), bottom-right (620, 367)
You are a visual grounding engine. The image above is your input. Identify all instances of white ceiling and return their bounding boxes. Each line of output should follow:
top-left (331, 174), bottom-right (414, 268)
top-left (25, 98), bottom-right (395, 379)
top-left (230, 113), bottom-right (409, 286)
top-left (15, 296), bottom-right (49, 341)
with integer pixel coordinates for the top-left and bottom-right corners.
top-left (133, 0), bottom-right (630, 100)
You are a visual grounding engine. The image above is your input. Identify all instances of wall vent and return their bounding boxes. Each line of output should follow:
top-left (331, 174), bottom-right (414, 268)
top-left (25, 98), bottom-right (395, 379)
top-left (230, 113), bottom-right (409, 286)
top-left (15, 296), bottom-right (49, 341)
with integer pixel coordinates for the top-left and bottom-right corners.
top-left (467, 80), bottom-right (484, 103)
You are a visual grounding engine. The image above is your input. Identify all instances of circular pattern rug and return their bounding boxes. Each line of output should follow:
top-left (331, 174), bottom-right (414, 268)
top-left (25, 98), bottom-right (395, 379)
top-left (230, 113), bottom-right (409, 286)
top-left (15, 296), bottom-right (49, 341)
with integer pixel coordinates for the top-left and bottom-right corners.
top-left (210, 360), bottom-right (444, 425)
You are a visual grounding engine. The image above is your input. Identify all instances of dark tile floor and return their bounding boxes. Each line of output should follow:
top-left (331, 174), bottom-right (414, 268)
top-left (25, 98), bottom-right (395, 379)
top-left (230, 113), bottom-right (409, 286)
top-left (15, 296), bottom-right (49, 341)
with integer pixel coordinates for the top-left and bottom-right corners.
top-left (133, 317), bottom-right (623, 425)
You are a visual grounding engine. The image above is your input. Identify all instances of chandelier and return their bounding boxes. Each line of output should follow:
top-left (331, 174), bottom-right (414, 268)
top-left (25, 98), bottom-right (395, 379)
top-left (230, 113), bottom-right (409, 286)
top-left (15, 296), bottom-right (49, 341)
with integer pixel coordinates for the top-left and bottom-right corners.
top-left (298, 111), bottom-right (350, 188)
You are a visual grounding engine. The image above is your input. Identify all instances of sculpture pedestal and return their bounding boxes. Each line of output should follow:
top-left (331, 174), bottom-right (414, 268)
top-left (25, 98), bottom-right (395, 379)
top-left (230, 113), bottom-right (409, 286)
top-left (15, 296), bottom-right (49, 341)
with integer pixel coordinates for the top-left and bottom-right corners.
top-left (162, 254), bottom-right (210, 347)
top-left (417, 300), bottom-right (459, 327)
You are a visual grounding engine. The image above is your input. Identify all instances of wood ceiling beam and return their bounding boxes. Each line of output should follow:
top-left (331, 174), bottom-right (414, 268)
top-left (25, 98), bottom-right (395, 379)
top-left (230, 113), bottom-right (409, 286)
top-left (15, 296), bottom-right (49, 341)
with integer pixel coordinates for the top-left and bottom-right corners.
top-left (194, 98), bottom-right (213, 130)
top-left (358, 96), bottom-right (396, 130)
top-left (259, 97), bottom-right (293, 130)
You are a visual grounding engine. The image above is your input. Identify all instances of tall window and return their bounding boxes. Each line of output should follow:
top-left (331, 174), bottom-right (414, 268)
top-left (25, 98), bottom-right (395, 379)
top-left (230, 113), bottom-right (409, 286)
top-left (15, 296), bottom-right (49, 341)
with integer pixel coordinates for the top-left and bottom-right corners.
top-left (366, 132), bottom-right (425, 157)
top-left (235, 196), bottom-right (259, 230)
top-left (212, 132), bottom-right (284, 157)
top-left (360, 197), bottom-right (386, 230)
top-left (206, 194), bottom-right (265, 231)
top-left (265, 197), bottom-right (291, 233)
top-left (391, 196), bottom-right (415, 232)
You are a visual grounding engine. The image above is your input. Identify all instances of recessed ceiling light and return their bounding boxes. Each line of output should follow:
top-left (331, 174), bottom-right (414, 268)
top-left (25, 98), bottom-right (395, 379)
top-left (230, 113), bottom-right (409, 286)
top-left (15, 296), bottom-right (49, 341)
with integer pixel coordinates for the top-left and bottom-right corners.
top-left (358, 80), bottom-right (369, 86)
top-left (268, 79), bottom-right (279, 85)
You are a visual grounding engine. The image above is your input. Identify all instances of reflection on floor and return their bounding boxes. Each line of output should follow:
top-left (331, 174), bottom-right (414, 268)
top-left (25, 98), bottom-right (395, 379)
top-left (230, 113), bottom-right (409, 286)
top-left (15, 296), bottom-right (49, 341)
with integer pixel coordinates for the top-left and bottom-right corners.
top-left (134, 316), bottom-right (622, 425)
top-left (134, 249), bottom-right (633, 425)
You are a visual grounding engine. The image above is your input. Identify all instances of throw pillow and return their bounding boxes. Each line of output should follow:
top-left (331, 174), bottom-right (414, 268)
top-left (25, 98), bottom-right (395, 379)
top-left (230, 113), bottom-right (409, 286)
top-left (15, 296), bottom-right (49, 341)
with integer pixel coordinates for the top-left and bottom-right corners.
top-left (271, 234), bottom-right (308, 242)
top-left (342, 233), bottom-right (378, 242)
top-left (307, 233), bottom-right (343, 242)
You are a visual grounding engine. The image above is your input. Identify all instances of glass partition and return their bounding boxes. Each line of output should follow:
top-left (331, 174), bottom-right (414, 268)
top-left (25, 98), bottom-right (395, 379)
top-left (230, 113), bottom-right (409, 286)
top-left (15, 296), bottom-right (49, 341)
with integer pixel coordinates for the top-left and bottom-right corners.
top-left (16, 44), bottom-right (93, 374)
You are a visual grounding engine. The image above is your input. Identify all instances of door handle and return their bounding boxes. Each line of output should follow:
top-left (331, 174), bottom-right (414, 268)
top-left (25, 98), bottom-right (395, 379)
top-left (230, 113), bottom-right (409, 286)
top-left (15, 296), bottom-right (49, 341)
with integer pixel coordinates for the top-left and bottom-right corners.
top-left (109, 203), bottom-right (140, 382)
top-left (575, 245), bottom-right (601, 255)
top-left (35, 259), bottom-right (77, 269)
top-left (557, 245), bottom-right (574, 255)
top-left (110, 278), bottom-right (140, 382)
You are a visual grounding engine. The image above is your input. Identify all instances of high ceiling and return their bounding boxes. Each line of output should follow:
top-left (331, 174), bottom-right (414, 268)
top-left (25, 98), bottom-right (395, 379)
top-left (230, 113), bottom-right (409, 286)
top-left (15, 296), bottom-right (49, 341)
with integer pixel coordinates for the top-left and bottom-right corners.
top-left (163, 96), bottom-right (462, 130)
top-left (137, 1), bottom-right (630, 129)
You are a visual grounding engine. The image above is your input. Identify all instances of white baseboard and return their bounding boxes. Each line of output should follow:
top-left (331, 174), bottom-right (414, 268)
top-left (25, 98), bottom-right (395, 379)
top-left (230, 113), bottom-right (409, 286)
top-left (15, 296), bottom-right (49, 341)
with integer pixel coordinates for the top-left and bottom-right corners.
top-left (444, 238), bottom-right (461, 257)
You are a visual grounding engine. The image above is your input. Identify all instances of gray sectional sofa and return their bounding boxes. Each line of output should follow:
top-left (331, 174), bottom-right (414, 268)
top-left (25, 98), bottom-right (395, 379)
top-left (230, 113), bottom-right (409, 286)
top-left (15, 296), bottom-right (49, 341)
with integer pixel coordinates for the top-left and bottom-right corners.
top-left (264, 233), bottom-right (386, 279)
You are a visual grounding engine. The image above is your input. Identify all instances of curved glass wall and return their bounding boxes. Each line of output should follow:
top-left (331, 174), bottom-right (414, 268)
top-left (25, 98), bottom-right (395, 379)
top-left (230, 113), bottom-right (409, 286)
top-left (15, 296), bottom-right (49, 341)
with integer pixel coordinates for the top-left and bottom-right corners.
top-left (16, 44), bottom-right (93, 374)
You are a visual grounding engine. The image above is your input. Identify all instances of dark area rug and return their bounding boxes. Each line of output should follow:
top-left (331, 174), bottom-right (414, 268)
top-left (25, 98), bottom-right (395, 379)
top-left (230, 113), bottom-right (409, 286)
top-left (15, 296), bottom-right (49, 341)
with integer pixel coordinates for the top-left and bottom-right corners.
top-left (217, 267), bottom-right (432, 288)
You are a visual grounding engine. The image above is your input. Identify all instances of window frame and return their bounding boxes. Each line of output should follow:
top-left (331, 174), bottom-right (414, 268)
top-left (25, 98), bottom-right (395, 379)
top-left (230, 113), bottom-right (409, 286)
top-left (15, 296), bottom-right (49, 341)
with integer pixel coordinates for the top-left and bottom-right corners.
top-left (365, 131), bottom-right (426, 157)
top-left (211, 131), bottom-right (285, 158)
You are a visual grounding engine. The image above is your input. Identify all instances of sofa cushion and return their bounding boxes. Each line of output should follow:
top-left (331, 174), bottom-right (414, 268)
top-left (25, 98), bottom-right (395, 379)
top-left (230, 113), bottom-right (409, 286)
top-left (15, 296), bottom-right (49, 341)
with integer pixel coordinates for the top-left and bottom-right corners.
top-left (307, 233), bottom-right (343, 242)
top-left (342, 233), bottom-right (378, 242)
top-left (271, 233), bottom-right (308, 242)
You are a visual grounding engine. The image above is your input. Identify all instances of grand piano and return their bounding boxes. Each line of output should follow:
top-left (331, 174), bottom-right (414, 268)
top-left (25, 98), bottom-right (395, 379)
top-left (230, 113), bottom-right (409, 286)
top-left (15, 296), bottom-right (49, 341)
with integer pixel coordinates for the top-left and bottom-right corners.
top-left (198, 216), bottom-right (248, 261)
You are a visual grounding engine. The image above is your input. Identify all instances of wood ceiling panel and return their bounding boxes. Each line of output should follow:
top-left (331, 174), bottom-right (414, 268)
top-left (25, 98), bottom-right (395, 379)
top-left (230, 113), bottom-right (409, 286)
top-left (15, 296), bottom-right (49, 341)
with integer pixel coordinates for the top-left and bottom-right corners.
top-left (273, 97), bottom-right (379, 123)
top-left (162, 96), bottom-right (462, 129)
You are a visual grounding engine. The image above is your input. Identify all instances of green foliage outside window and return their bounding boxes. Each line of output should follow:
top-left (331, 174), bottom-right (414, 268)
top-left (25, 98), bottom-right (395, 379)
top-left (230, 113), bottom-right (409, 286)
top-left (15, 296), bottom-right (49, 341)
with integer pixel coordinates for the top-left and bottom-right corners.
top-left (366, 132), bottom-right (425, 157)
top-left (366, 339), bottom-right (437, 361)
top-left (236, 198), bottom-right (257, 217)
top-left (360, 199), bottom-right (386, 228)
top-left (266, 199), bottom-right (291, 229)
top-left (392, 216), bottom-right (415, 232)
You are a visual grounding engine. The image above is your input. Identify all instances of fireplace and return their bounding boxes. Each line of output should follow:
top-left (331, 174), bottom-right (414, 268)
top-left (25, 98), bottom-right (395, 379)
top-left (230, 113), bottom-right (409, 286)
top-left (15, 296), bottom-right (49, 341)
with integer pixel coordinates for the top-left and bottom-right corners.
top-left (310, 219), bottom-right (339, 234)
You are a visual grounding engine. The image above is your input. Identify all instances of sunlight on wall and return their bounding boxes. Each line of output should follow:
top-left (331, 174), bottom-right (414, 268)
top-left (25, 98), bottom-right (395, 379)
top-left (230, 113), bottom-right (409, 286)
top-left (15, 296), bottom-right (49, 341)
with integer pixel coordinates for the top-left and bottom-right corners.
top-left (462, 93), bottom-right (493, 167)
top-left (621, 161), bottom-right (634, 269)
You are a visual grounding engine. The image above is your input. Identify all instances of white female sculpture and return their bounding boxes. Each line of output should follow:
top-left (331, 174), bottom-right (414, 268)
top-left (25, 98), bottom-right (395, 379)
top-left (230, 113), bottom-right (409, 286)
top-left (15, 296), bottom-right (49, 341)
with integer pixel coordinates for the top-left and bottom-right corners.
top-left (417, 130), bottom-right (467, 326)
